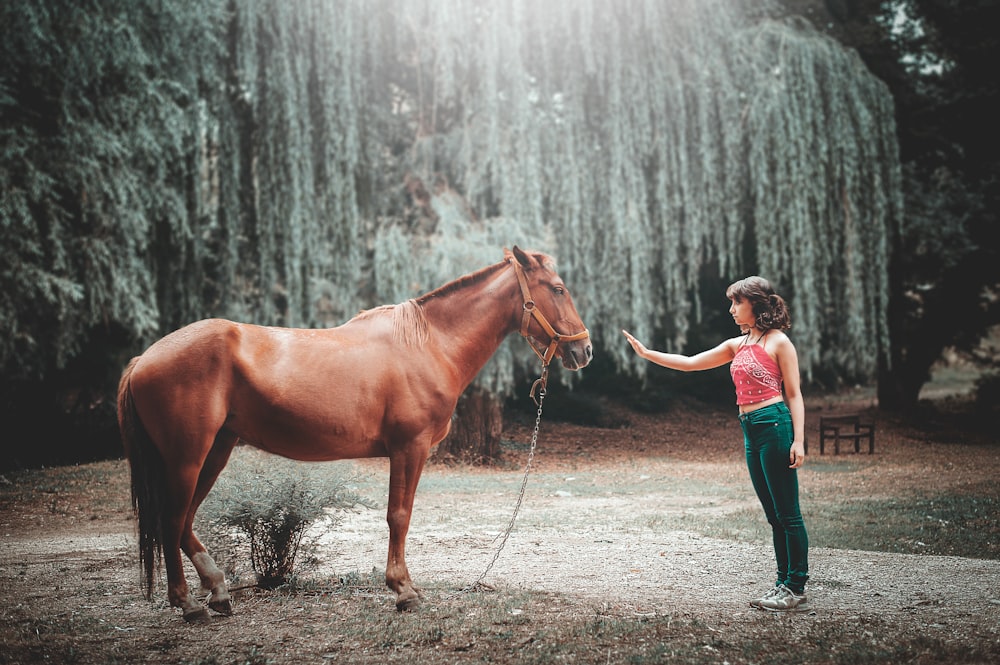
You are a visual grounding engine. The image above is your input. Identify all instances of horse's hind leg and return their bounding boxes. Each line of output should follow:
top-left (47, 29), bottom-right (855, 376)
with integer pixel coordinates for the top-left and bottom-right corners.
top-left (162, 465), bottom-right (213, 622)
top-left (158, 431), bottom-right (231, 622)
top-left (183, 430), bottom-right (239, 616)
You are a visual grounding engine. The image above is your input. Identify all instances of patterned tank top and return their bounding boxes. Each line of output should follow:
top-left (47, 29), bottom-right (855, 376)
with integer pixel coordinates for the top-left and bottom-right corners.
top-left (730, 335), bottom-right (783, 406)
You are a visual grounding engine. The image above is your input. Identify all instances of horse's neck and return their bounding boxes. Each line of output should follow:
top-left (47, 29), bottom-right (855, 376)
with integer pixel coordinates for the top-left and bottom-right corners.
top-left (418, 263), bottom-right (520, 384)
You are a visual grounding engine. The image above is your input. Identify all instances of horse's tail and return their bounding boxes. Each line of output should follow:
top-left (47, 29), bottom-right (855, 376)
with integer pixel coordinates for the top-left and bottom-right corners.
top-left (117, 357), bottom-right (165, 600)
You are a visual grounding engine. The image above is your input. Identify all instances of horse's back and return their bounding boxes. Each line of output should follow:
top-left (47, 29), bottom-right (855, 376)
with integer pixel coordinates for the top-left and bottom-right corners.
top-left (134, 317), bottom-right (357, 372)
top-left (127, 316), bottom-right (438, 461)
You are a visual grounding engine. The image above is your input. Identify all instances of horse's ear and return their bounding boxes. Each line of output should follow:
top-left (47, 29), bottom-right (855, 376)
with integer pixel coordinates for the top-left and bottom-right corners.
top-left (511, 245), bottom-right (532, 268)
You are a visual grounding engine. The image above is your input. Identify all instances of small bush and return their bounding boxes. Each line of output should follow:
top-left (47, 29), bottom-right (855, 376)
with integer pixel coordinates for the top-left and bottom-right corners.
top-left (198, 449), bottom-right (374, 589)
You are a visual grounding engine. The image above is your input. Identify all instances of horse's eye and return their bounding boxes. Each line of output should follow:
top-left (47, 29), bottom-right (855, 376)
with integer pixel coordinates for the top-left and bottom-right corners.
top-left (553, 286), bottom-right (565, 295)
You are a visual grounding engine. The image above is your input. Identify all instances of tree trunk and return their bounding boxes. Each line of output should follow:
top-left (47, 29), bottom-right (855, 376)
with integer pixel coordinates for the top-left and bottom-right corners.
top-left (434, 388), bottom-right (503, 464)
top-left (877, 362), bottom-right (927, 412)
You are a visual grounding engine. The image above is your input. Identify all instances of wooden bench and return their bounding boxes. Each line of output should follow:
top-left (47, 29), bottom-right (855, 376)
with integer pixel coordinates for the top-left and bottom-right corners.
top-left (818, 414), bottom-right (875, 454)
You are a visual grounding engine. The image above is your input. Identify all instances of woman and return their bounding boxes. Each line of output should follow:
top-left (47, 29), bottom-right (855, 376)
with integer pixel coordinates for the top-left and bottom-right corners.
top-left (622, 276), bottom-right (808, 611)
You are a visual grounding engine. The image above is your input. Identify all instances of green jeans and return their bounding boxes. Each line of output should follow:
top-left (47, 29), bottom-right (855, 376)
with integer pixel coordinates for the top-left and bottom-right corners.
top-left (739, 402), bottom-right (809, 594)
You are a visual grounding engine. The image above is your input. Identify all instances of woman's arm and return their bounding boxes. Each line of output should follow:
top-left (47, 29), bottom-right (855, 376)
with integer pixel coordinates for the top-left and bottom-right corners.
top-left (775, 333), bottom-right (806, 468)
top-left (622, 329), bottom-right (736, 371)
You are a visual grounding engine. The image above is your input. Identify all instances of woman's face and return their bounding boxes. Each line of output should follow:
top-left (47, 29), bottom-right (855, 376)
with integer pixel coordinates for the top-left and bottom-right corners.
top-left (729, 297), bottom-right (756, 330)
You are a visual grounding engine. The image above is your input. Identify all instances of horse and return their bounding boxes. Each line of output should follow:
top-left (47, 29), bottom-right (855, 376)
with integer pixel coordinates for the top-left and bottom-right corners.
top-left (117, 246), bottom-right (592, 622)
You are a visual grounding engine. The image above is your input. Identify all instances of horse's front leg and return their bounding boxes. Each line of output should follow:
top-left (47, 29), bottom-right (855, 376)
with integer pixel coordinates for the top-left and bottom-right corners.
top-left (385, 446), bottom-right (429, 611)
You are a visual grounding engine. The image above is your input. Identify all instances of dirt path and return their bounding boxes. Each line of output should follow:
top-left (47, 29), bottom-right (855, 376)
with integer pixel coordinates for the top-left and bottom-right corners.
top-left (4, 467), bottom-right (1000, 627)
top-left (8, 452), bottom-right (997, 616)
top-left (2, 398), bottom-right (999, 663)
top-left (320, 479), bottom-right (1000, 617)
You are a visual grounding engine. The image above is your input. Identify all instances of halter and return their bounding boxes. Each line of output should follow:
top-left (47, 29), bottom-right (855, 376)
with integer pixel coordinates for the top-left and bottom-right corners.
top-left (509, 257), bottom-right (590, 367)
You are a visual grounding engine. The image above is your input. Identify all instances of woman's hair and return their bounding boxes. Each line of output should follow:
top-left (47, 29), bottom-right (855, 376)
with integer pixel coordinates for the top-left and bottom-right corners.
top-left (726, 276), bottom-right (791, 332)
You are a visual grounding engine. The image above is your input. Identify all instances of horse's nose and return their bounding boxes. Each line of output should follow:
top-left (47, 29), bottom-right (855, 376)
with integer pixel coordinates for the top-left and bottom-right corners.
top-left (564, 340), bottom-right (592, 369)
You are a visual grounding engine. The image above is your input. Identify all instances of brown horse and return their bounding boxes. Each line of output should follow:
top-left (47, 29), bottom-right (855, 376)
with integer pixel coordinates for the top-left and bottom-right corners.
top-left (117, 246), bottom-right (591, 621)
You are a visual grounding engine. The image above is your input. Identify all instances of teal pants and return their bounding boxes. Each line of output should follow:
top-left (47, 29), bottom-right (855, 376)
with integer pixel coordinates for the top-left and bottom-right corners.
top-left (739, 402), bottom-right (809, 594)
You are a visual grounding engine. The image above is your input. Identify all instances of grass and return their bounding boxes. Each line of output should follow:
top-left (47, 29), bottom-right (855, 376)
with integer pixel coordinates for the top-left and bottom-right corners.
top-left (183, 646), bottom-right (273, 665)
top-left (686, 492), bottom-right (1000, 560)
top-left (620, 475), bottom-right (1000, 561)
top-left (2, 394), bottom-right (999, 665)
top-left (809, 493), bottom-right (1000, 558)
top-left (195, 585), bottom-right (990, 665)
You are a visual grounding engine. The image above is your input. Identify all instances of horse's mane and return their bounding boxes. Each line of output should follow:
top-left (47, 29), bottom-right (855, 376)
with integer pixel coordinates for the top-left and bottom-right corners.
top-left (351, 252), bottom-right (553, 348)
top-left (415, 251), bottom-right (555, 301)
top-left (415, 259), bottom-right (508, 303)
top-left (353, 302), bottom-right (429, 348)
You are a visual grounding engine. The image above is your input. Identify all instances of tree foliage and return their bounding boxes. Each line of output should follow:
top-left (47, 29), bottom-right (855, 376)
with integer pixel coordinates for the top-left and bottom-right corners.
top-left (0, 0), bottom-right (224, 378)
top-left (0, 0), bottom-right (905, 464)
top-left (367, 0), bottom-right (900, 385)
top-left (782, 0), bottom-right (1000, 407)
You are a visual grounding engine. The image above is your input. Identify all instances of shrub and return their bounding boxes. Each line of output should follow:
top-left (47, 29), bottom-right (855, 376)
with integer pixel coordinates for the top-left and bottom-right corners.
top-left (198, 449), bottom-right (375, 589)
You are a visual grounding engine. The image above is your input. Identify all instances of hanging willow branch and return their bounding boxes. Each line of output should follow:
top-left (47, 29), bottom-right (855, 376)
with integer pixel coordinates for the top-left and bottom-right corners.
top-left (375, 0), bottom-right (901, 383)
top-left (741, 18), bottom-right (901, 378)
top-left (2, 0), bottom-right (901, 391)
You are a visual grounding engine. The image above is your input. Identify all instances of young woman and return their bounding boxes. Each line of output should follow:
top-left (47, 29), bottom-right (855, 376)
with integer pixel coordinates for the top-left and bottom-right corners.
top-left (622, 276), bottom-right (808, 611)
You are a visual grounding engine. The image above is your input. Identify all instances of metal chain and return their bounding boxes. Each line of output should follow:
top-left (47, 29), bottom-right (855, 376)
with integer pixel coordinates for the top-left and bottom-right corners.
top-left (450, 368), bottom-right (547, 597)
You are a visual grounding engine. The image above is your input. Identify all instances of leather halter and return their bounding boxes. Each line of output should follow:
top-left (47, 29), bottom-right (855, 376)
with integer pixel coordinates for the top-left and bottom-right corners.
top-left (509, 257), bottom-right (590, 366)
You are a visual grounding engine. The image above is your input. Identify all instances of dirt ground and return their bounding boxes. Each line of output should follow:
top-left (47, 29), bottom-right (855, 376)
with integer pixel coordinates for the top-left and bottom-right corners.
top-left (1, 392), bottom-right (999, 664)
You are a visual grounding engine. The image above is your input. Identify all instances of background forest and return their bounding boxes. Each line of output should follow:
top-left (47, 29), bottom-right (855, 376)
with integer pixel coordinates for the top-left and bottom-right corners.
top-left (1, 0), bottom-right (997, 468)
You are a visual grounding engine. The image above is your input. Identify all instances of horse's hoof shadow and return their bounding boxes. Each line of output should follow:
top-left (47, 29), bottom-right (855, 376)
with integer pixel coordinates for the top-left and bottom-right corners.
top-left (182, 607), bottom-right (211, 624)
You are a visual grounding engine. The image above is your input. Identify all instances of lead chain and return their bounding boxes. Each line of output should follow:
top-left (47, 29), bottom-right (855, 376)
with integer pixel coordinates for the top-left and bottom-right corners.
top-left (450, 371), bottom-right (547, 597)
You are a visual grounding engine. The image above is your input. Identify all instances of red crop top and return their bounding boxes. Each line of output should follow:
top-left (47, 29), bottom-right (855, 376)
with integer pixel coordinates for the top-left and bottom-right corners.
top-left (730, 338), bottom-right (783, 406)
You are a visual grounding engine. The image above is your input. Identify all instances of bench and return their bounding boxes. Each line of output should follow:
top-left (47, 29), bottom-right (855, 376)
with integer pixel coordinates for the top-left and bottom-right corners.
top-left (818, 414), bottom-right (875, 454)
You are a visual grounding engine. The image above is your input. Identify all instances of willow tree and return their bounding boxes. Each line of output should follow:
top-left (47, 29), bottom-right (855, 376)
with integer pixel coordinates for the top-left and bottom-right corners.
top-left (373, 0), bottom-right (901, 386)
top-left (1, 0), bottom-right (902, 465)
top-left (3, 0), bottom-right (899, 382)
top-left (0, 0), bottom-right (224, 379)
top-left (204, 0), bottom-right (378, 329)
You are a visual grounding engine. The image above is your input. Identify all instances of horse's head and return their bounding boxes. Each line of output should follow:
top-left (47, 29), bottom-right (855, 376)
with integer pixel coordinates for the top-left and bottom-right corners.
top-left (506, 246), bottom-right (593, 371)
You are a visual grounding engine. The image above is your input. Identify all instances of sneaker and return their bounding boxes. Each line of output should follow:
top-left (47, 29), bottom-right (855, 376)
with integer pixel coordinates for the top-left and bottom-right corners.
top-left (759, 584), bottom-right (807, 611)
top-left (749, 586), bottom-right (782, 609)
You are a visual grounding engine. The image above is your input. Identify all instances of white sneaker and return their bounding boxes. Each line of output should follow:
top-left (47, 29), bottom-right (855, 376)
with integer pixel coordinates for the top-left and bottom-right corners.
top-left (759, 584), bottom-right (807, 611)
top-left (749, 586), bottom-right (782, 609)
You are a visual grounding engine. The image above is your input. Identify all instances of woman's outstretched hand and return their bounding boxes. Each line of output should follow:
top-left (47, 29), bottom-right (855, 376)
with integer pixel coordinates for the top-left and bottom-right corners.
top-left (622, 329), bottom-right (647, 358)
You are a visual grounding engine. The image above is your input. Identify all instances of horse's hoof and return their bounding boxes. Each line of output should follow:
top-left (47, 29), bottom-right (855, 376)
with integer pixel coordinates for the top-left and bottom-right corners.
top-left (209, 597), bottom-right (233, 616)
top-left (395, 593), bottom-right (421, 612)
top-left (182, 606), bottom-right (211, 623)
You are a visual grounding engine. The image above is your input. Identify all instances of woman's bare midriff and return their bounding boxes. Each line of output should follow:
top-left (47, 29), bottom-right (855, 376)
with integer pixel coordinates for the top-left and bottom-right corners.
top-left (738, 395), bottom-right (784, 414)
